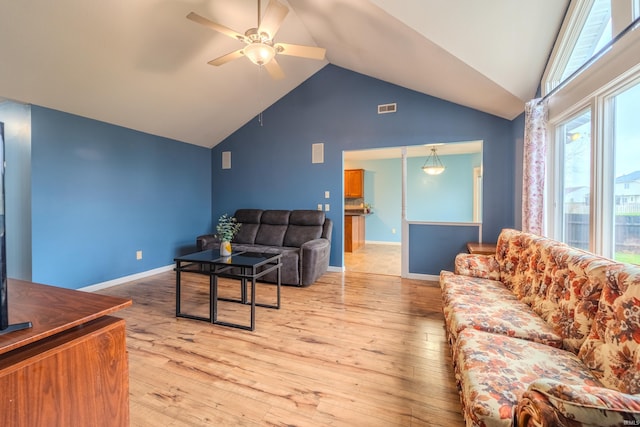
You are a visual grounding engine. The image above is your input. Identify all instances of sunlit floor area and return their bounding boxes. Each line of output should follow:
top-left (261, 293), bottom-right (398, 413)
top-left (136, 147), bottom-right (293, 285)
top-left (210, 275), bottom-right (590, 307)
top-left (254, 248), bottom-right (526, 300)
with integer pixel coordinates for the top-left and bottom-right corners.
top-left (344, 243), bottom-right (401, 276)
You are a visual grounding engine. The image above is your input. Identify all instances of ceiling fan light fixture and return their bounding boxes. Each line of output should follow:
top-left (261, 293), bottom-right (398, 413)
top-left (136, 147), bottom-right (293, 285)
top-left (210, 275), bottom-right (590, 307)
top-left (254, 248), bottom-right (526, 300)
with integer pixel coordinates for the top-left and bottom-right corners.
top-left (421, 147), bottom-right (446, 175)
top-left (244, 42), bottom-right (275, 65)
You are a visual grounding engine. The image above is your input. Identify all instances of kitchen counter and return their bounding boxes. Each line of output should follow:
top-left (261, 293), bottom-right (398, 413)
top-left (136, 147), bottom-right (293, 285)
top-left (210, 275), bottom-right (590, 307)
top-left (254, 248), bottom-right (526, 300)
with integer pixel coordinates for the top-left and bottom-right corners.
top-left (345, 210), bottom-right (371, 216)
top-left (345, 213), bottom-right (367, 252)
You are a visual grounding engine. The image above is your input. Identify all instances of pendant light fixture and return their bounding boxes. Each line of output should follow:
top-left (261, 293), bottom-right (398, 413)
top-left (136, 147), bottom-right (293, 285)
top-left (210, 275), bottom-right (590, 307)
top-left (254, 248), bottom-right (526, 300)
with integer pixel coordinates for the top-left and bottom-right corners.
top-left (421, 147), bottom-right (446, 175)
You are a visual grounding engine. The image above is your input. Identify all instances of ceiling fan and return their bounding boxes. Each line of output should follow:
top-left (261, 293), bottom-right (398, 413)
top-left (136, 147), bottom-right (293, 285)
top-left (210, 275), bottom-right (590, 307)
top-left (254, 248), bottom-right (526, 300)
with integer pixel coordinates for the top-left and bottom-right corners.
top-left (187, 0), bottom-right (326, 80)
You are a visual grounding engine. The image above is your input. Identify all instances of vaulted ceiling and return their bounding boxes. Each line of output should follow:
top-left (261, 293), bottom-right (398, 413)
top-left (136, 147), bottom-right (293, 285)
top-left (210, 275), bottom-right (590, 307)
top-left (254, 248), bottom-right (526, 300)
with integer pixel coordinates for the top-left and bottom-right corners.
top-left (0, 0), bottom-right (568, 148)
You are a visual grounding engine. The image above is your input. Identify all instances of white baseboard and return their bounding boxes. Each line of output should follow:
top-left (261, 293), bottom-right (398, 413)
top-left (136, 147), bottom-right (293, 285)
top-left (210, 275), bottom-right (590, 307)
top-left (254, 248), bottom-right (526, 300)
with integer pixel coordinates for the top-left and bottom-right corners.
top-left (406, 273), bottom-right (439, 281)
top-left (79, 264), bottom-right (174, 292)
top-left (364, 241), bottom-right (401, 245)
top-left (78, 264), bottom-right (435, 292)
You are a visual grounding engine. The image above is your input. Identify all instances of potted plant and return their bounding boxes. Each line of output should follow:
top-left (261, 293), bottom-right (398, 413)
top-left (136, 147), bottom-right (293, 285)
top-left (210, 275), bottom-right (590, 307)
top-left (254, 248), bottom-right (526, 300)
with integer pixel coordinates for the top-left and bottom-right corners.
top-left (216, 214), bottom-right (241, 256)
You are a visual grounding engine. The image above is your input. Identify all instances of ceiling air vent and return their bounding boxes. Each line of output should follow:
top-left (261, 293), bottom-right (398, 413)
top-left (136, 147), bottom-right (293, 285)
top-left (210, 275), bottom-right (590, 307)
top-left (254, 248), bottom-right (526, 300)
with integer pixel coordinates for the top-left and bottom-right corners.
top-left (377, 103), bottom-right (397, 114)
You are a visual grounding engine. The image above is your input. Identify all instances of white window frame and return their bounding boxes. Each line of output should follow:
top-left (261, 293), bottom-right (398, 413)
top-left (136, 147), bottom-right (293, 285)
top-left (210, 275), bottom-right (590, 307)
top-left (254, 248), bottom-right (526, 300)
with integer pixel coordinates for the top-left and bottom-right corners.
top-left (548, 68), bottom-right (640, 258)
top-left (548, 104), bottom-right (594, 250)
top-left (545, 0), bottom-right (640, 259)
top-left (542, 0), bottom-right (639, 97)
top-left (542, 1), bottom-right (596, 96)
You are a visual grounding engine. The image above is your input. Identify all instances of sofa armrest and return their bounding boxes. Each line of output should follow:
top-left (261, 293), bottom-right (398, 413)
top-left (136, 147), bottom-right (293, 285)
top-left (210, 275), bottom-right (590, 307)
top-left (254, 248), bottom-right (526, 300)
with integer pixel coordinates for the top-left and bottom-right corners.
top-left (196, 234), bottom-right (219, 251)
top-left (515, 379), bottom-right (640, 427)
top-left (454, 253), bottom-right (500, 281)
top-left (299, 238), bottom-right (331, 286)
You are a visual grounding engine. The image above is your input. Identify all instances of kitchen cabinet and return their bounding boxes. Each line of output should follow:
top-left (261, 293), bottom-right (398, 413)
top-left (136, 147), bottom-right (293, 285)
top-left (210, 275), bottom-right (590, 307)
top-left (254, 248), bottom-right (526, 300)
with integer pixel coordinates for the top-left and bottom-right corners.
top-left (344, 169), bottom-right (364, 198)
top-left (345, 214), bottom-right (365, 252)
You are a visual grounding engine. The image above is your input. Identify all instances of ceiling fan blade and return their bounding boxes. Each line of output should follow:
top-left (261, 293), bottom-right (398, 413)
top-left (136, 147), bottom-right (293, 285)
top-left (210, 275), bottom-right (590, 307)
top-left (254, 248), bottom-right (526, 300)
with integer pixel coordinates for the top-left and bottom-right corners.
top-left (263, 58), bottom-right (285, 80)
top-left (258, 0), bottom-right (289, 39)
top-left (207, 49), bottom-right (245, 66)
top-left (275, 43), bottom-right (326, 61)
top-left (187, 12), bottom-right (247, 42)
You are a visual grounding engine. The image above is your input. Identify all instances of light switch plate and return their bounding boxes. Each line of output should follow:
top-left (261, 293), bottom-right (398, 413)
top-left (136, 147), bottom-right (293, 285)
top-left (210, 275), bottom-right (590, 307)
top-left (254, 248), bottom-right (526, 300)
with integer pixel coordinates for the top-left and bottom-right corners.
top-left (324, 203), bottom-right (330, 212)
top-left (317, 204), bottom-right (323, 211)
top-left (325, 191), bottom-right (330, 198)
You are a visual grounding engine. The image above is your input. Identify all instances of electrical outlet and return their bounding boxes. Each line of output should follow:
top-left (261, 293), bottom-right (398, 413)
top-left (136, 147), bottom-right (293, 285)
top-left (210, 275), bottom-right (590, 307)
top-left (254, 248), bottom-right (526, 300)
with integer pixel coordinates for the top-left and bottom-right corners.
top-left (392, 228), bottom-right (396, 234)
top-left (317, 204), bottom-right (323, 211)
top-left (324, 203), bottom-right (330, 212)
top-left (136, 250), bottom-right (143, 260)
top-left (325, 191), bottom-right (330, 198)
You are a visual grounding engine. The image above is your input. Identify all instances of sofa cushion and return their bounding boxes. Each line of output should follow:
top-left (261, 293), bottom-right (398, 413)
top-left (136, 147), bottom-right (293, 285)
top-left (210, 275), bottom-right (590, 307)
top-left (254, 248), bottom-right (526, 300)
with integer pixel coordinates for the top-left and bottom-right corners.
top-left (532, 246), bottom-right (623, 354)
top-left (525, 378), bottom-right (640, 425)
top-left (440, 271), bottom-right (564, 349)
top-left (283, 210), bottom-right (324, 248)
top-left (255, 210), bottom-right (291, 246)
top-left (454, 253), bottom-right (501, 281)
top-left (455, 328), bottom-right (603, 427)
top-left (232, 209), bottom-right (263, 244)
top-left (579, 264), bottom-right (640, 393)
top-left (222, 244), bottom-right (300, 286)
top-left (496, 229), bottom-right (552, 299)
top-left (512, 235), bottom-right (556, 306)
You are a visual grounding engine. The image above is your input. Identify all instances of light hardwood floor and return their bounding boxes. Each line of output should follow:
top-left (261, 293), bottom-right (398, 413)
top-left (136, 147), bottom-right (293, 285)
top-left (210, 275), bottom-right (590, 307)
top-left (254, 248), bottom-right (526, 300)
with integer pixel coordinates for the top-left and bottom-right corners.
top-left (98, 269), bottom-right (464, 426)
top-left (344, 243), bottom-right (401, 276)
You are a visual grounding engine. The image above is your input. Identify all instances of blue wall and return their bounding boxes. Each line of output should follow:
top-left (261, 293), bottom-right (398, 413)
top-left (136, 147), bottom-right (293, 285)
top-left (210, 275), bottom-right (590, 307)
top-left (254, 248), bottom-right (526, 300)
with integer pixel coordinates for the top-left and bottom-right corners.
top-left (406, 153), bottom-right (481, 222)
top-left (30, 106), bottom-right (212, 289)
top-left (409, 223), bottom-right (481, 274)
top-left (211, 65), bottom-right (516, 268)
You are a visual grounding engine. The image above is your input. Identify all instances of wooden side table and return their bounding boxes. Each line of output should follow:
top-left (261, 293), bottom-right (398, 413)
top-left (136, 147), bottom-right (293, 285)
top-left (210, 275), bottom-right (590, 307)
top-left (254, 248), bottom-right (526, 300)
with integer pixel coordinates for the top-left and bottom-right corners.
top-left (466, 242), bottom-right (497, 255)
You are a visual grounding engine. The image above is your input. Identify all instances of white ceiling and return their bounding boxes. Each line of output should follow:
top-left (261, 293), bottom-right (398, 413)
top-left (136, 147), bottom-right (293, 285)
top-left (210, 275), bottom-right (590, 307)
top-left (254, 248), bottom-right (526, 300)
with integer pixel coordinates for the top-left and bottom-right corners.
top-left (0, 0), bottom-right (567, 149)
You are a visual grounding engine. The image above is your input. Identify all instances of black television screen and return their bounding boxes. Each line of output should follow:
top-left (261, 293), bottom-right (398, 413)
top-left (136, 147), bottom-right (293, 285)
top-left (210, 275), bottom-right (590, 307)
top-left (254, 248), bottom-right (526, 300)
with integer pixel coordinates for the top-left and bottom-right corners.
top-left (0, 121), bottom-right (31, 335)
top-left (0, 121), bottom-right (7, 330)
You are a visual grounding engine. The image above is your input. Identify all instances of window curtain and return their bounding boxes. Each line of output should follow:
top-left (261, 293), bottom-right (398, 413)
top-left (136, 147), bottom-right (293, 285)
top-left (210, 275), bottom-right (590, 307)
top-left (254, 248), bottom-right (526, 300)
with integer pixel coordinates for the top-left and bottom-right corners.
top-left (522, 98), bottom-right (548, 235)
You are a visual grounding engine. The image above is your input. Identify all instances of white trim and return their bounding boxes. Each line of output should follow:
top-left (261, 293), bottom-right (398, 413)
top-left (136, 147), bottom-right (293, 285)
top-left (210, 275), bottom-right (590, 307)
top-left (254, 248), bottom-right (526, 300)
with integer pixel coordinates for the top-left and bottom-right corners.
top-left (405, 220), bottom-right (482, 226)
top-left (401, 147), bottom-right (408, 278)
top-left (364, 240), bottom-right (401, 245)
top-left (547, 28), bottom-right (640, 119)
top-left (547, 27), bottom-right (640, 256)
top-left (406, 273), bottom-right (439, 282)
top-left (79, 264), bottom-right (174, 292)
top-left (327, 265), bottom-right (344, 273)
top-left (542, 0), bottom-right (595, 96)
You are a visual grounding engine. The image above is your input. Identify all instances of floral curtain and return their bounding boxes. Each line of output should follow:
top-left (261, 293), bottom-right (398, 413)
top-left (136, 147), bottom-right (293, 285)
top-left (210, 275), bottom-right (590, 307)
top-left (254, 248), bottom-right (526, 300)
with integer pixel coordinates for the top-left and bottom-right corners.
top-left (522, 98), bottom-right (548, 235)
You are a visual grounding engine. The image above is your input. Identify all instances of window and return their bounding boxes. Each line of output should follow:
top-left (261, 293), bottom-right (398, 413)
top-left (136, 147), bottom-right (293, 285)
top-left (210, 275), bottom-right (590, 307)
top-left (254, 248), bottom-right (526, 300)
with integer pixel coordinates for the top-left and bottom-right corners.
top-left (559, 110), bottom-right (592, 250)
top-left (543, 0), bottom-right (638, 96)
top-left (546, 1), bottom-right (640, 265)
top-left (611, 81), bottom-right (640, 264)
top-left (561, 0), bottom-right (612, 83)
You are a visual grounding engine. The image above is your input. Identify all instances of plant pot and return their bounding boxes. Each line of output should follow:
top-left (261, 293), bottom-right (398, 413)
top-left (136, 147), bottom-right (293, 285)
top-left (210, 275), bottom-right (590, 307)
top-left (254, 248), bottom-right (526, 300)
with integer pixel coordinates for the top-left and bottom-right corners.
top-left (220, 240), bottom-right (232, 256)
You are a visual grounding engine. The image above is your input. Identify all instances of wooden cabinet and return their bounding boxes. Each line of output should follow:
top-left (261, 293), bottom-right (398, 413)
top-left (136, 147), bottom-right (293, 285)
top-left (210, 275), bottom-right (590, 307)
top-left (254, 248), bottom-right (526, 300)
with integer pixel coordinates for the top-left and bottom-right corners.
top-left (0, 280), bottom-right (132, 427)
top-left (345, 214), bottom-right (365, 252)
top-left (345, 169), bottom-right (364, 198)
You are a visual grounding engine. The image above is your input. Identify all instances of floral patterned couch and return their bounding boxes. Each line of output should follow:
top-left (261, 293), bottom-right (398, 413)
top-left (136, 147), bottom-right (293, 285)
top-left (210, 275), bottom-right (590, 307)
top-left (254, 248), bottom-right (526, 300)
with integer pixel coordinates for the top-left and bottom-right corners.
top-left (440, 228), bottom-right (640, 427)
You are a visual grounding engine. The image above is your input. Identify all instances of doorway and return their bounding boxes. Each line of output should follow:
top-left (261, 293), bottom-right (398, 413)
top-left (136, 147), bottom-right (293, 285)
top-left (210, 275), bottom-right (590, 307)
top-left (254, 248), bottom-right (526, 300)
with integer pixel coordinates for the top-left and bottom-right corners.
top-left (343, 141), bottom-right (483, 277)
top-left (344, 148), bottom-right (402, 276)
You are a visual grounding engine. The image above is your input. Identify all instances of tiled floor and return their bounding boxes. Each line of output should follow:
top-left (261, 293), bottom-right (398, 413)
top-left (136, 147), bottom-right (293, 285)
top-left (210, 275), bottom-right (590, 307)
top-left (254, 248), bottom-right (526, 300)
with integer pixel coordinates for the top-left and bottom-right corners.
top-left (344, 243), bottom-right (401, 276)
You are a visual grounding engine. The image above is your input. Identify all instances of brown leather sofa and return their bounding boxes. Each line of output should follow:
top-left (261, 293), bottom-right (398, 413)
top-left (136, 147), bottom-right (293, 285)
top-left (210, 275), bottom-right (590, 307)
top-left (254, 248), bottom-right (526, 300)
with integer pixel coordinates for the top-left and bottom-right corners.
top-left (197, 209), bottom-right (332, 286)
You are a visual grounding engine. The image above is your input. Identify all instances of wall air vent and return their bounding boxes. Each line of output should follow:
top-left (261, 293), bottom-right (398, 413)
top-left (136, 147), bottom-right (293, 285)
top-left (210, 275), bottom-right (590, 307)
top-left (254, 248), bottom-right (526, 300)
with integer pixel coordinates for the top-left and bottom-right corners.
top-left (377, 103), bottom-right (397, 114)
